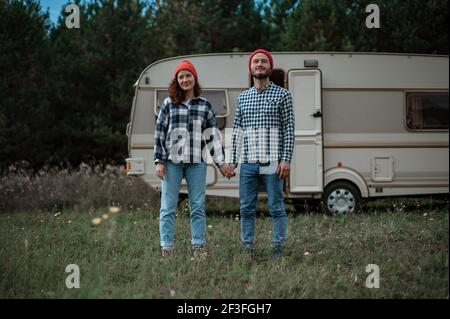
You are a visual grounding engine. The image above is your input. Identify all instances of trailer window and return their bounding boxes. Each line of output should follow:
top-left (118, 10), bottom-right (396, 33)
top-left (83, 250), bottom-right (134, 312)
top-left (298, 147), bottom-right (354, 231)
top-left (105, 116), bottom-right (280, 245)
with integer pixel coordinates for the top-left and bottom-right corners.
top-left (155, 89), bottom-right (229, 129)
top-left (155, 90), bottom-right (168, 115)
top-left (406, 92), bottom-right (449, 130)
top-left (202, 90), bottom-right (229, 117)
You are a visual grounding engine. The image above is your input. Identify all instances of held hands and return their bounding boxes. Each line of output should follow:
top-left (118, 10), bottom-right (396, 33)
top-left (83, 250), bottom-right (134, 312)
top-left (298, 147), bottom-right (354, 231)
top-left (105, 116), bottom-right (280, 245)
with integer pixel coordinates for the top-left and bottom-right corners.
top-left (158, 162), bottom-right (286, 180)
top-left (219, 163), bottom-right (236, 179)
top-left (220, 162), bottom-right (290, 179)
top-left (155, 163), bottom-right (166, 180)
top-left (276, 161), bottom-right (291, 179)
top-left (157, 163), bottom-right (234, 180)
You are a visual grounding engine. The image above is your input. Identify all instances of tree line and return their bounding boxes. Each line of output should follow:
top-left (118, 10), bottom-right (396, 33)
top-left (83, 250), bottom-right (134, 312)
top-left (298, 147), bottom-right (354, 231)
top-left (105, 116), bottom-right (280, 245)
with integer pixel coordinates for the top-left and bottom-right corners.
top-left (0, 0), bottom-right (448, 170)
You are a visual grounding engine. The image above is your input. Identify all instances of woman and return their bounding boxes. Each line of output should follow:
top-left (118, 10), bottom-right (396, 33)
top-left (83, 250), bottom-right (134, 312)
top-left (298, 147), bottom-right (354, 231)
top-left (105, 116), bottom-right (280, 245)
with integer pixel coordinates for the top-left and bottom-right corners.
top-left (154, 60), bottom-right (230, 258)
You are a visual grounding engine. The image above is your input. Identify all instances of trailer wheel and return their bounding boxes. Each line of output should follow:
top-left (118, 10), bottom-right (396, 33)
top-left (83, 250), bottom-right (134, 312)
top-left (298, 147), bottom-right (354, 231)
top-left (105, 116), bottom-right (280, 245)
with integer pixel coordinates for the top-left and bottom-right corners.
top-left (323, 182), bottom-right (361, 215)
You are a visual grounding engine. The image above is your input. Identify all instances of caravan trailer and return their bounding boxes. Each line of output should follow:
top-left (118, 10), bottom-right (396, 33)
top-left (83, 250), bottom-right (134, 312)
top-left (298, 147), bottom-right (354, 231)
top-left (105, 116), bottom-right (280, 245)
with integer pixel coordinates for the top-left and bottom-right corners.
top-left (125, 52), bottom-right (449, 214)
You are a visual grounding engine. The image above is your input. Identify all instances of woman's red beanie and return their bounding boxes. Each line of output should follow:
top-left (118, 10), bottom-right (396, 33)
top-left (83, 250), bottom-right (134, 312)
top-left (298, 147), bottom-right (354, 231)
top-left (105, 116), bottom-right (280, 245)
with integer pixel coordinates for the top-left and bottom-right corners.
top-left (248, 49), bottom-right (273, 71)
top-left (173, 60), bottom-right (198, 80)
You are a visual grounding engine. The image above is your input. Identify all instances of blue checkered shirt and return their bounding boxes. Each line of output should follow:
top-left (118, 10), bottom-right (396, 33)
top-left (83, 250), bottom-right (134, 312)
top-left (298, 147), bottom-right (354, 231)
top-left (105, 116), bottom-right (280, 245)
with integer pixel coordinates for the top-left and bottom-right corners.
top-left (154, 97), bottom-right (225, 167)
top-left (231, 82), bottom-right (295, 164)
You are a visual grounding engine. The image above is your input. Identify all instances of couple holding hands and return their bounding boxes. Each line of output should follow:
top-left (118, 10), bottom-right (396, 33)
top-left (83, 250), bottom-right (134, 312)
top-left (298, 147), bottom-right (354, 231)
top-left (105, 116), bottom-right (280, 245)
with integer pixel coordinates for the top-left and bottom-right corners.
top-left (154, 49), bottom-right (295, 258)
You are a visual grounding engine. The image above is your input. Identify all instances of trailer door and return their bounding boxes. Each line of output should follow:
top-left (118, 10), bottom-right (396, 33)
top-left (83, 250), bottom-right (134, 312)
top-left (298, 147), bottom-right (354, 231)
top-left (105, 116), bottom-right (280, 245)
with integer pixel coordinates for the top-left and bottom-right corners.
top-left (288, 69), bottom-right (323, 193)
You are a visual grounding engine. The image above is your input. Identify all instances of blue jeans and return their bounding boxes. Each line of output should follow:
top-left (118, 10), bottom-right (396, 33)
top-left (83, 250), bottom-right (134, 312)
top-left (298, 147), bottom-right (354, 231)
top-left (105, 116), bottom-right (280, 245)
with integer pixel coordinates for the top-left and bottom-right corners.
top-left (159, 161), bottom-right (207, 248)
top-left (239, 163), bottom-right (288, 249)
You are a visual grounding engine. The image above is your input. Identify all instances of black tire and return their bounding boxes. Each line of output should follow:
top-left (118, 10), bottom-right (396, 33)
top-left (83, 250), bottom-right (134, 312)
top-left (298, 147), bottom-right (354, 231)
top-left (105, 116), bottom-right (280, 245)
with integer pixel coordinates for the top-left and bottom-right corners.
top-left (322, 181), bottom-right (361, 215)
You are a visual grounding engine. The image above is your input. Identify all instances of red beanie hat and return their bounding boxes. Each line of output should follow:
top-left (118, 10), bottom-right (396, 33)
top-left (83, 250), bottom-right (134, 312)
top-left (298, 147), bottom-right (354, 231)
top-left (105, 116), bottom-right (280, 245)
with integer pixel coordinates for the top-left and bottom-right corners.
top-left (248, 49), bottom-right (273, 71)
top-left (173, 60), bottom-right (198, 80)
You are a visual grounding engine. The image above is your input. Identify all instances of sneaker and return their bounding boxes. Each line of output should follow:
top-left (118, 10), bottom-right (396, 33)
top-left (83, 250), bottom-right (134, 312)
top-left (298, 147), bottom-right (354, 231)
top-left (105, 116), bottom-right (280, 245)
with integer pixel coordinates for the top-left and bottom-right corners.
top-left (161, 247), bottom-right (174, 258)
top-left (192, 246), bottom-right (208, 259)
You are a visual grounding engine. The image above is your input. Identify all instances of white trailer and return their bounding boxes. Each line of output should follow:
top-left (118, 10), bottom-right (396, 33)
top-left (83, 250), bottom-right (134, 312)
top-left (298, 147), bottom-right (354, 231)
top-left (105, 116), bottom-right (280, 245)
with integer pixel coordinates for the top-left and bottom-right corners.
top-left (126, 52), bottom-right (449, 214)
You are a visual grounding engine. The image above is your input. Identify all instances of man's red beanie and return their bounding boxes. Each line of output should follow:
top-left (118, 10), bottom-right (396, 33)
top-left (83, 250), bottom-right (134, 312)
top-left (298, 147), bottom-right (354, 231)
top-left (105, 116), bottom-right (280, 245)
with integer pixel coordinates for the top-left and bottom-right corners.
top-left (248, 49), bottom-right (274, 71)
top-left (173, 60), bottom-right (198, 80)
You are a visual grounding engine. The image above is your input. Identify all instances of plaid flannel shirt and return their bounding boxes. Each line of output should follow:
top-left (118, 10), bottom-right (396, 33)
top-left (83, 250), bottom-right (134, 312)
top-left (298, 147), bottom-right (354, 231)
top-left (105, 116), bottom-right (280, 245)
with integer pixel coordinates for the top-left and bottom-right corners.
top-left (231, 82), bottom-right (295, 164)
top-left (154, 97), bottom-right (225, 167)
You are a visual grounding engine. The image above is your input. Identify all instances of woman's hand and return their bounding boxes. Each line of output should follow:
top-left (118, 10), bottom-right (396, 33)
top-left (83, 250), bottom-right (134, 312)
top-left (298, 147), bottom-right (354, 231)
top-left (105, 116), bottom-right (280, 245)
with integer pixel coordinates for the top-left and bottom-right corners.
top-left (156, 163), bottom-right (166, 180)
top-left (219, 164), bottom-right (229, 179)
top-left (219, 164), bottom-right (236, 179)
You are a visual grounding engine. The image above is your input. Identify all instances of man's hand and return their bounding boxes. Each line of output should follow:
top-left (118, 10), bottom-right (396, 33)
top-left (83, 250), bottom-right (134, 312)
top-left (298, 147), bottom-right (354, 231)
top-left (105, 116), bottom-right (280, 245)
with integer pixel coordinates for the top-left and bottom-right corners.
top-left (155, 163), bottom-right (166, 180)
top-left (276, 161), bottom-right (290, 179)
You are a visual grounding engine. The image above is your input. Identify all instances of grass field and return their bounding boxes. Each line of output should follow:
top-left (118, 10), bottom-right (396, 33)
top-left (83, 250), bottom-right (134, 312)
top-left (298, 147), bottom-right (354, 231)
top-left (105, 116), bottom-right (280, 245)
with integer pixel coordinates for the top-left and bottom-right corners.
top-left (1, 201), bottom-right (448, 299)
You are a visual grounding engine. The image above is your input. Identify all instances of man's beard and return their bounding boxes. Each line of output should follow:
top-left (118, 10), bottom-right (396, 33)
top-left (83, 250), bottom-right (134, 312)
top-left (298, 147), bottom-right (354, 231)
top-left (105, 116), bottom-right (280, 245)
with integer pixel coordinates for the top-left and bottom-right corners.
top-left (252, 69), bottom-right (270, 79)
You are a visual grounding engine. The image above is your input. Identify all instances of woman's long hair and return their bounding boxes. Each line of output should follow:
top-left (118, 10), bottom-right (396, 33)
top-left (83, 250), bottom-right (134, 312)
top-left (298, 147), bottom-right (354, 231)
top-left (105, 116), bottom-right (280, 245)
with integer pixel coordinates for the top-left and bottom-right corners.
top-left (168, 77), bottom-right (201, 105)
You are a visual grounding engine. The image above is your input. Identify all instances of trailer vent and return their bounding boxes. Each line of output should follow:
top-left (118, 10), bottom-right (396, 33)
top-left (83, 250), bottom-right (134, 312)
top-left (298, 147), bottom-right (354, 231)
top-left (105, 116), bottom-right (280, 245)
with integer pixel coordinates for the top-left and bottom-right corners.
top-left (304, 59), bottom-right (319, 68)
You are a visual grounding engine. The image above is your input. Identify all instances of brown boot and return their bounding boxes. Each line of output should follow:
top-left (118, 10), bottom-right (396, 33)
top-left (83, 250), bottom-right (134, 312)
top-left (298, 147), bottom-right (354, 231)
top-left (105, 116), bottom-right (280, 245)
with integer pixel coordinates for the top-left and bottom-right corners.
top-left (161, 247), bottom-right (174, 258)
top-left (192, 246), bottom-right (208, 259)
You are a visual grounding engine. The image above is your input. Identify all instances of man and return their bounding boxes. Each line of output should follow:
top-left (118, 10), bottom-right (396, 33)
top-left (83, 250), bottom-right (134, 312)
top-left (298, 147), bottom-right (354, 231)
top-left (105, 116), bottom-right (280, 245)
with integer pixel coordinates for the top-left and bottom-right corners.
top-left (228, 49), bottom-right (295, 258)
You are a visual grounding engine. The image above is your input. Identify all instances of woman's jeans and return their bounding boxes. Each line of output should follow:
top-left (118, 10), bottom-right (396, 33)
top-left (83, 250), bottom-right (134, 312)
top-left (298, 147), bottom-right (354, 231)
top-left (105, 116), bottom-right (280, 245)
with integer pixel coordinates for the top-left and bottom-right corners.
top-left (239, 163), bottom-right (288, 249)
top-left (159, 161), bottom-right (207, 248)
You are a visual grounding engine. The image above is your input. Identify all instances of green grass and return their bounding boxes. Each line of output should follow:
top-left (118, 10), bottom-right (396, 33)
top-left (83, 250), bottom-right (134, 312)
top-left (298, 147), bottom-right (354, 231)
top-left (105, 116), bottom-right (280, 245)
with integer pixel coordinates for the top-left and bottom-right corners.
top-left (0, 205), bottom-right (448, 298)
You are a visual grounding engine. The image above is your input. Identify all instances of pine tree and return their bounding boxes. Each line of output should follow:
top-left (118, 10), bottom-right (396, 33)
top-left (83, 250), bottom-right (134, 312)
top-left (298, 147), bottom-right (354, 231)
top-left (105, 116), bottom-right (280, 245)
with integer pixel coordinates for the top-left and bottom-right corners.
top-left (0, 0), bottom-right (52, 168)
top-left (48, 0), bottom-right (161, 166)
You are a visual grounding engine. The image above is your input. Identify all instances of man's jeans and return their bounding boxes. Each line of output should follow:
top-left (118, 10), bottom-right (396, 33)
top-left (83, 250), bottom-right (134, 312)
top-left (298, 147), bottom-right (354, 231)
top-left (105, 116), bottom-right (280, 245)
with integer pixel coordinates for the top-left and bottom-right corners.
top-left (239, 163), bottom-right (288, 249)
top-left (159, 161), bottom-right (207, 248)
